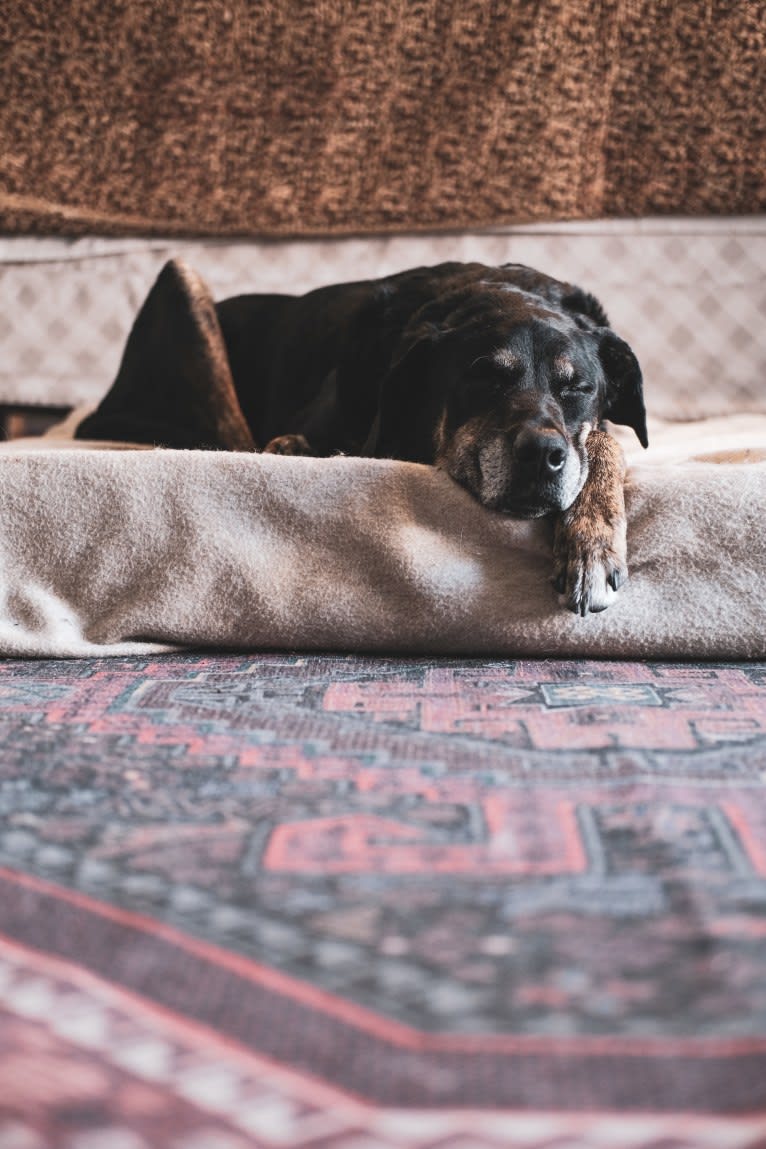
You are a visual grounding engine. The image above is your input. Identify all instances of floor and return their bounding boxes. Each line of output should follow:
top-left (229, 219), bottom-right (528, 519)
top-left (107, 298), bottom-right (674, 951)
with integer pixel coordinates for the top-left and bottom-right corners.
top-left (1, 653), bottom-right (766, 1146)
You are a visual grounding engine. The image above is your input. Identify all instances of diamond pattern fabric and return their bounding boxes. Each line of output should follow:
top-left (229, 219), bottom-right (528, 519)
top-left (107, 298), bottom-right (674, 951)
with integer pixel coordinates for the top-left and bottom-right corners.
top-left (1, 219), bottom-right (764, 421)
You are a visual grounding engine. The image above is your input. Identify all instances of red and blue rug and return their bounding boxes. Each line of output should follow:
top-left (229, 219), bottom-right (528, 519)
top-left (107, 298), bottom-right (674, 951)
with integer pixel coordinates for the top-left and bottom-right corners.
top-left (1, 655), bottom-right (766, 1147)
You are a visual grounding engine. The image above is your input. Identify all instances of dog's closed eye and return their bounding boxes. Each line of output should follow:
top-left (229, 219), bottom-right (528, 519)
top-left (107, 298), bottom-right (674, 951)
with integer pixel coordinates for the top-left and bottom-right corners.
top-left (559, 375), bottom-right (596, 396)
top-left (467, 358), bottom-right (523, 388)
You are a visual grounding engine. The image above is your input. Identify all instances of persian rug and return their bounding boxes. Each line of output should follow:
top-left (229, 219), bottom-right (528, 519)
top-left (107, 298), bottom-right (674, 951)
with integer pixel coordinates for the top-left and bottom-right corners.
top-left (1, 653), bottom-right (766, 1148)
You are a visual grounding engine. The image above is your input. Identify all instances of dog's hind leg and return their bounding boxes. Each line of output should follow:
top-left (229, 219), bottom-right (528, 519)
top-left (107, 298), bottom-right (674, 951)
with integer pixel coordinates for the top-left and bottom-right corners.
top-left (552, 429), bottom-right (628, 615)
top-left (76, 260), bottom-right (256, 451)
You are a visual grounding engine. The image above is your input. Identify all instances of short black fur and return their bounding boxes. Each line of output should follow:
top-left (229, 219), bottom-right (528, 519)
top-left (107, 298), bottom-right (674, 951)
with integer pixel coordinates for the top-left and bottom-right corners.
top-left (78, 259), bottom-right (647, 520)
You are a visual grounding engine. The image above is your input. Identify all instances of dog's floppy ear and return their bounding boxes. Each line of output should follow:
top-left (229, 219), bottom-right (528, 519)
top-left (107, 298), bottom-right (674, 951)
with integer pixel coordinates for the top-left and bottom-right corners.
top-left (361, 330), bottom-right (441, 462)
top-left (561, 285), bottom-right (648, 447)
top-left (599, 331), bottom-right (649, 448)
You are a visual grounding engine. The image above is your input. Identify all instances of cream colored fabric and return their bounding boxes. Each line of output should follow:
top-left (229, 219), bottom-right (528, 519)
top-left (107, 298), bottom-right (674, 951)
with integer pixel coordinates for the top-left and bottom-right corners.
top-left (1, 415), bottom-right (764, 659)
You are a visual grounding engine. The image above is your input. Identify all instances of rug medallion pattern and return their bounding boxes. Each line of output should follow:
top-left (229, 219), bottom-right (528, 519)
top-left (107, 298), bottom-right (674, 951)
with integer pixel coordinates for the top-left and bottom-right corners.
top-left (1, 655), bottom-right (766, 1146)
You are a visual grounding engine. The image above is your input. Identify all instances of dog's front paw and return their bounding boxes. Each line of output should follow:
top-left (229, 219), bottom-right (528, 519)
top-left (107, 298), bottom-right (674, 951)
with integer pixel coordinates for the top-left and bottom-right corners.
top-left (553, 514), bottom-right (628, 615)
top-left (551, 428), bottom-right (629, 616)
top-left (263, 433), bottom-right (313, 456)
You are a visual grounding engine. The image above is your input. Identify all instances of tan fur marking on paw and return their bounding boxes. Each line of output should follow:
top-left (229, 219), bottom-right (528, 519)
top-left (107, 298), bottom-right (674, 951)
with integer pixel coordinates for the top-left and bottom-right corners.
top-left (553, 429), bottom-right (628, 615)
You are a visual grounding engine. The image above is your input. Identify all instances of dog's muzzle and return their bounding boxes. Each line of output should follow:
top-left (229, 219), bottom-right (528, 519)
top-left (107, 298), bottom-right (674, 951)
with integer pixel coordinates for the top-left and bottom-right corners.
top-left (474, 428), bottom-right (586, 518)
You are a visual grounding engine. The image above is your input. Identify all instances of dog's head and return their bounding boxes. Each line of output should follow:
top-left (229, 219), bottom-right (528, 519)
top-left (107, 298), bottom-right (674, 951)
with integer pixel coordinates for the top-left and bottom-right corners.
top-left (365, 264), bottom-right (647, 518)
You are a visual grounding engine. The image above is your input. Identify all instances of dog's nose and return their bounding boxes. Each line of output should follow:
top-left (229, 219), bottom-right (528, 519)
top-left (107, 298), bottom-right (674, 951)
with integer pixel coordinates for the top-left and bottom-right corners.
top-left (513, 428), bottom-right (568, 478)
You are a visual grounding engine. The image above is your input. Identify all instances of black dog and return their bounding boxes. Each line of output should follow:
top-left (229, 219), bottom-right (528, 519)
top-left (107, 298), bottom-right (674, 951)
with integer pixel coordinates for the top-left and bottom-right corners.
top-left (77, 259), bottom-right (647, 614)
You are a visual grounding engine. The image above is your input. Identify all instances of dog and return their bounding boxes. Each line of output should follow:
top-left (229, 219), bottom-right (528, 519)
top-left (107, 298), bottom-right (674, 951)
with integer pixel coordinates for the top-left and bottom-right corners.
top-left (76, 259), bottom-right (647, 614)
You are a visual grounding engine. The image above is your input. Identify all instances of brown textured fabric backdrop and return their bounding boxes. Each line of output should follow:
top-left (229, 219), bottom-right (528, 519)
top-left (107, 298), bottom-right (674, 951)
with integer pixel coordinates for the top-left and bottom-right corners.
top-left (1, 1), bottom-right (764, 238)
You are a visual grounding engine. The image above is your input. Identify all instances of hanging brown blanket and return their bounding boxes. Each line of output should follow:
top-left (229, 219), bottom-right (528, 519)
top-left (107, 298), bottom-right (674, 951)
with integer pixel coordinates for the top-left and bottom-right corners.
top-left (1, 3), bottom-right (763, 238)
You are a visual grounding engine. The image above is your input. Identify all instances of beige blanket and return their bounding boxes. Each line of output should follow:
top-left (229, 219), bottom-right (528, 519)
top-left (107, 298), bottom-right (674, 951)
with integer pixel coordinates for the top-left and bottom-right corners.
top-left (1, 416), bottom-right (765, 659)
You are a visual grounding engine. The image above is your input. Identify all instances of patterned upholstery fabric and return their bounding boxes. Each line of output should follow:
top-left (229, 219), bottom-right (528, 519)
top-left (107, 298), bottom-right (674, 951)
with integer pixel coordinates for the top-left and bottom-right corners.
top-left (1, 3), bottom-right (763, 236)
top-left (2, 653), bottom-right (766, 1146)
top-left (1, 218), bottom-right (764, 421)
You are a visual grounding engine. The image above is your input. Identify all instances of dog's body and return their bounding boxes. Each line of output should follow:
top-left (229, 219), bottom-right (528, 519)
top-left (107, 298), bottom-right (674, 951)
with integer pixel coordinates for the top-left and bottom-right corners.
top-left (77, 259), bottom-right (647, 614)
